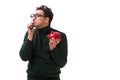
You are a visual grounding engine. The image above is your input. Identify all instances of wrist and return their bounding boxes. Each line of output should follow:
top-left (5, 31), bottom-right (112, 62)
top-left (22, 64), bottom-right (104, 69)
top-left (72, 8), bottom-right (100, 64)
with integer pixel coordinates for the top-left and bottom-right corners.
top-left (27, 35), bottom-right (33, 41)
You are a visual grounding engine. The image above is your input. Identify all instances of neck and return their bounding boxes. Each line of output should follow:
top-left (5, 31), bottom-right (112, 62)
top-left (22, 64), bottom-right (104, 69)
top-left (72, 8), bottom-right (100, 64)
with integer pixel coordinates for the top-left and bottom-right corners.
top-left (37, 23), bottom-right (49, 29)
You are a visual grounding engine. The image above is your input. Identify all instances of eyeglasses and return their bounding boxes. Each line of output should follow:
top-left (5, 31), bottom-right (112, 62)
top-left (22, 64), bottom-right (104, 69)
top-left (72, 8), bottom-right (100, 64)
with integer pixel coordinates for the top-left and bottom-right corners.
top-left (30, 14), bottom-right (45, 18)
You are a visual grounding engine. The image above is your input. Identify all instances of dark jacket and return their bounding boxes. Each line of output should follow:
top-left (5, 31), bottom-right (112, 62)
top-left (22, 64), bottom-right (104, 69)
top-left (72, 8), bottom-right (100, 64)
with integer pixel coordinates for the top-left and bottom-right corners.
top-left (19, 26), bottom-right (68, 78)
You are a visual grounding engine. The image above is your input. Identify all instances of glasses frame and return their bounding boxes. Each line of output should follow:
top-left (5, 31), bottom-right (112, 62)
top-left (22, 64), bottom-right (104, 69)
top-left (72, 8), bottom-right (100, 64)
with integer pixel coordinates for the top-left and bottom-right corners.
top-left (30, 14), bottom-right (45, 18)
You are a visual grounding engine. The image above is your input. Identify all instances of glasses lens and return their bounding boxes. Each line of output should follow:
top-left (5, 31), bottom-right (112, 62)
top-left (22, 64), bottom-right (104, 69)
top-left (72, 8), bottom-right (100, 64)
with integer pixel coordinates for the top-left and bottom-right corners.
top-left (30, 14), bottom-right (34, 18)
top-left (30, 14), bottom-right (44, 18)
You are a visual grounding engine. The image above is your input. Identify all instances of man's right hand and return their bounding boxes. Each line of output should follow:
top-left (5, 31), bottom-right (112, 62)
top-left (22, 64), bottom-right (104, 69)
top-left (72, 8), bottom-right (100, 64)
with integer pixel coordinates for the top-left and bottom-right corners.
top-left (27, 22), bottom-right (34, 41)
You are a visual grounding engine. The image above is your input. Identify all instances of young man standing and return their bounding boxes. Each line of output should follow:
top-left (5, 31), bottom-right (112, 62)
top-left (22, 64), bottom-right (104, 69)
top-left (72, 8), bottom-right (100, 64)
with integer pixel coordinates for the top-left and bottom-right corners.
top-left (19, 5), bottom-right (68, 80)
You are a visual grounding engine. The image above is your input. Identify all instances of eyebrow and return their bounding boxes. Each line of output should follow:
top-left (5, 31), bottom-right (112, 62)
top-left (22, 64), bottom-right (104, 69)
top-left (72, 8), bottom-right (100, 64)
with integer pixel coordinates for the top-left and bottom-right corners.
top-left (34, 13), bottom-right (44, 15)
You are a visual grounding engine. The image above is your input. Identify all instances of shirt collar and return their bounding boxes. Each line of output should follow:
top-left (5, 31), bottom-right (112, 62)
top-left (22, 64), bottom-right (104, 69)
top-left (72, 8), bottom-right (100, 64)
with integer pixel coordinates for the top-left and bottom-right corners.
top-left (36, 26), bottom-right (51, 34)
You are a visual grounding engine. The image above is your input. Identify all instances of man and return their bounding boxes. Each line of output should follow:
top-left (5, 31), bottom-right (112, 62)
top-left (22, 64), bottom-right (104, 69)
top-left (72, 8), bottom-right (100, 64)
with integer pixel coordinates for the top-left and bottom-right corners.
top-left (19, 5), bottom-right (68, 80)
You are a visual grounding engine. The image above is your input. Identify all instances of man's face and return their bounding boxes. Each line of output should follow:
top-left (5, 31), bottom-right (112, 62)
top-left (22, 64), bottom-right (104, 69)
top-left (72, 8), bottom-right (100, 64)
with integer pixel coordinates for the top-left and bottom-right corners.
top-left (32, 10), bottom-right (48, 29)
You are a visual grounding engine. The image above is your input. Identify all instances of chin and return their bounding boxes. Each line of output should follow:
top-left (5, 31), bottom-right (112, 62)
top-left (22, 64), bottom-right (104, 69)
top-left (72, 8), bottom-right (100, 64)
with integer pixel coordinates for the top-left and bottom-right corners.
top-left (33, 24), bottom-right (37, 27)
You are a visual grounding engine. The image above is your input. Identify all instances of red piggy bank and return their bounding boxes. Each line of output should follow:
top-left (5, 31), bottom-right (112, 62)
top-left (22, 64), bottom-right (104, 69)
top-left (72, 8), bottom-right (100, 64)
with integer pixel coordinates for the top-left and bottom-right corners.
top-left (47, 31), bottom-right (61, 40)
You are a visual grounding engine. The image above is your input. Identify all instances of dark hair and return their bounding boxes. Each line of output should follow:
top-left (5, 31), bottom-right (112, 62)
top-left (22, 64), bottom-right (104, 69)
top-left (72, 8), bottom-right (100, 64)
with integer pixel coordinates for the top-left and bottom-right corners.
top-left (36, 5), bottom-right (53, 25)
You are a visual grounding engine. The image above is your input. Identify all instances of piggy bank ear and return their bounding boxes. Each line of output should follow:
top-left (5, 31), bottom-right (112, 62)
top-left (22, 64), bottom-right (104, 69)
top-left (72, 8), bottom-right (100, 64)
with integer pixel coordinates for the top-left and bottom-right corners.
top-left (47, 34), bottom-right (53, 39)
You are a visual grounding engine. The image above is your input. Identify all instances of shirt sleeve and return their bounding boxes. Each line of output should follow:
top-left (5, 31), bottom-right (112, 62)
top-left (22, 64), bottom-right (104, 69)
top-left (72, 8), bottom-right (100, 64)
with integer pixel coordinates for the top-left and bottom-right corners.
top-left (19, 32), bottom-right (33, 61)
top-left (50, 33), bottom-right (68, 68)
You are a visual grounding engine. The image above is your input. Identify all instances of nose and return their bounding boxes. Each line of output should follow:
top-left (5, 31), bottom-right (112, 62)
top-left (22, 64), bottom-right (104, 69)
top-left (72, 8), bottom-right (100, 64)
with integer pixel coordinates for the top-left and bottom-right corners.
top-left (31, 17), bottom-right (35, 23)
top-left (32, 16), bottom-right (36, 20)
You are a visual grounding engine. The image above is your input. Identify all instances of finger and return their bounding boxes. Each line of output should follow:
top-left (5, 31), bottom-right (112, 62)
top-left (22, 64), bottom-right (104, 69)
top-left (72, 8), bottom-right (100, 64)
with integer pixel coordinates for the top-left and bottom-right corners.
top-left (49, 38), bottom-right (55, 42)
top-left (56, 40), bottom-right (60, 44)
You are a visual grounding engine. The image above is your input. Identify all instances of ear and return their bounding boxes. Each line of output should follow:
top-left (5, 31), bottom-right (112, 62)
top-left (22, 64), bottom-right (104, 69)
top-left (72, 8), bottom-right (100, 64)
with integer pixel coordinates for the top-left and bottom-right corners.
top-left (45, 17), bottom-right (49, 23)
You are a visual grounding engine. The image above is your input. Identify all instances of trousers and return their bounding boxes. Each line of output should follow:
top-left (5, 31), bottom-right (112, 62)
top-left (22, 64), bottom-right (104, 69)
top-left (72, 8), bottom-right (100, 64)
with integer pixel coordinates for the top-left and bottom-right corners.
top-left (27, 75), bottom-right (60, 80)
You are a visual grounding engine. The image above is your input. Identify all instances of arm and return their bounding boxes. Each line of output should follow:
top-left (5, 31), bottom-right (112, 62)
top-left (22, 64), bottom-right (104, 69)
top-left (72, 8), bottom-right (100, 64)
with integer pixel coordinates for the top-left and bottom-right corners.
top-left (19, 32), bottom-right (33, 61)
top-left (19, 22), bottom-right (34, 61)
top-left (50, 33), bottom-right (68, 68)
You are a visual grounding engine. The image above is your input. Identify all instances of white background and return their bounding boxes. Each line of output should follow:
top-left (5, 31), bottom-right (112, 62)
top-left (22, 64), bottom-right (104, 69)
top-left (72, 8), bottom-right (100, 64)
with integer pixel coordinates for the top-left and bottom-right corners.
top-left (0, 0), bottom-right (120, 80)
